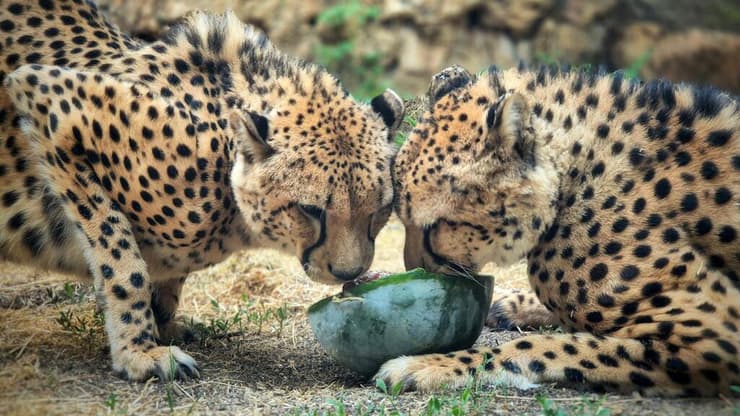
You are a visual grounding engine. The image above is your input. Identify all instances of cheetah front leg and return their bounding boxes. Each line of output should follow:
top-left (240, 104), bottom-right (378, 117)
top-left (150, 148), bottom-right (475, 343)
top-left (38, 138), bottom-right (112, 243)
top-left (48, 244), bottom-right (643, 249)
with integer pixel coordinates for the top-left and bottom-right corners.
top-left (376, 332), bottom-right (735, 396)
top-left (6, 65), bottom-right (198, 381)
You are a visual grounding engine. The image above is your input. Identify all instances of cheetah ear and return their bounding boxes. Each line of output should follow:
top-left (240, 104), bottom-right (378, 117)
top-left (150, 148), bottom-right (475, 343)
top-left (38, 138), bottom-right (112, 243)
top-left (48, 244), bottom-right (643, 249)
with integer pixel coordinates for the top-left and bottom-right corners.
top-left (230, 110), bottom-right (274, 163)
top-left (484, 93), bottom-right (536, 166)
top-left (371, 89), bottom-right (405, 138)
top-left (428, 65), bottom-right (473, 105)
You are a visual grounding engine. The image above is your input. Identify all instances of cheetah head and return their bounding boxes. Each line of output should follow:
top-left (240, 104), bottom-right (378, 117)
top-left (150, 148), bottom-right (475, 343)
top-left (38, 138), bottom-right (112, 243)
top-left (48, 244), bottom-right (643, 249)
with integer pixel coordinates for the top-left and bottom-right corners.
top-left (230, 83), bottom-right (404, 284)
top-left (394, 65), bottom-right (557, 275)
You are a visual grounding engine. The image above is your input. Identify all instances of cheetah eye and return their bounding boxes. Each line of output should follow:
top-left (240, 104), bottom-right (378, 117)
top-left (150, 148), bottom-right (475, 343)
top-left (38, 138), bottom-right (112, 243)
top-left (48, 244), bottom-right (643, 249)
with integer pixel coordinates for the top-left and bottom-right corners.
top-left (298, 204), bottom-right (324, 220)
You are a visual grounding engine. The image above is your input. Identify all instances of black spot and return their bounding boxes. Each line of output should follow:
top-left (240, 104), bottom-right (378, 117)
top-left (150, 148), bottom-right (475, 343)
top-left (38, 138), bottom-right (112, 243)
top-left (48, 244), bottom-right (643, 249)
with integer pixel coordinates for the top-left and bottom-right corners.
top-left (611, 142), bottom-right (624, 155)
top-left (695, 218), bottom-right (713, 235)
top-left (564, 367), bottom-right (585, 383)
top-left (112, 285), bottom-right (128, 300)
top-left (714, 188), bottom-right (732, 205)
top-left (176, 144), bottom-right (192, 157)
top-left (717, 340), bottom-right (737, 355)
top-left (629, 148), bottom-right (645, 166)
top-left (591, 162), bottom-right (605, 177)
top-left (598, 354), bottom-right (619, 367)
top-left (78, 204), bottom-right (93, 220)
top-left (653, 257), bottom-right (669, 269)
top-left (620, 265), bottom-right (640, 281)
top-left (680, 194), bottom-right (698, 212)
top-left (129, 272), bottom-right (144, 288)
top-left (188, 211), bottom-right (201, 224)
top-left (662, 228), bottom-right (679, 243)
top-left (2, 191), bottom-right (20, 207)
top-left (651, 295), bottom-right (671, 308)
top-left (516, 341), bottom-right (533, 350)
top-left (632, 198), bottom-right (646, 214)
top-left (22, 228), bottom-right (44, 256)
top-left (501, 360), bottom-right (521, 374)
top-left (707, 130), bottom-right (731, 147)
top-left (604, 242), bottom-right (622, 255)
top-left (586, 311), bottom-right (603, 323)
top-left (612, 218), bottom-right (629, 233)
top-left (633, 245), bottom-right (652, 258)
top-left (719, 226), bottom-right (736, 243)
top-left (597, 294), bottom-right (615, 307)
top-left (654, 178), bottom-right (671, 199)
top-left (596, 124), bottom-right (609, 139)
top-left (622, 302), bottom-right (638, 315)
top-left (629, 372), bottom-right (654, 387)
top-left (674, 151), bottom-right (692, 166)
top-left (100, 264), bottom-right (114, 279)
top-left (589, 263), bottom-right (608, 282)
top-left (700, 161), bottom-right (719, 180)
top-left (528, 360), bottom-right (546, 374)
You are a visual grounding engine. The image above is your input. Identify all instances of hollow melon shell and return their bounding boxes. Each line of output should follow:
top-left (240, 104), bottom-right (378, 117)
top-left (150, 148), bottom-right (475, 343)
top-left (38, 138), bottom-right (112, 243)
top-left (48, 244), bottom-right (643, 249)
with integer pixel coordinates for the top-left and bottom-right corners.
top-left (307, 268), bottom-right (494, 376)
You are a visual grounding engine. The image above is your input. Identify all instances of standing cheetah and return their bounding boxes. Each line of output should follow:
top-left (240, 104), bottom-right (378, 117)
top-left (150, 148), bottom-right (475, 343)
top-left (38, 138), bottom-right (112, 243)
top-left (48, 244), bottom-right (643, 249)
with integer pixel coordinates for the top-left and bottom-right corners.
top-left (0, 0), bottom-right (404, 381)
top-left (379, 65), bottom-right (739, 396)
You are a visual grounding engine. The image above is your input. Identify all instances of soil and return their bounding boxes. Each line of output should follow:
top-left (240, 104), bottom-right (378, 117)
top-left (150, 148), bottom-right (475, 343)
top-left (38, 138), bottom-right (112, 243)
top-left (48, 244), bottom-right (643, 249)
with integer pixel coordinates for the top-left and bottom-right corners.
top-left (0, 217), bottom-right (738, 415)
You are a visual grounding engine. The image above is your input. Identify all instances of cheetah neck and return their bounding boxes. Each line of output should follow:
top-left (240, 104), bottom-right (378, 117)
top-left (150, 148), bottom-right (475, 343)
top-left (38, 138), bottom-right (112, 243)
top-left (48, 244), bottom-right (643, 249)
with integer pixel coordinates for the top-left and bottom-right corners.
top-left (492, 71), bottom-right (628, 260)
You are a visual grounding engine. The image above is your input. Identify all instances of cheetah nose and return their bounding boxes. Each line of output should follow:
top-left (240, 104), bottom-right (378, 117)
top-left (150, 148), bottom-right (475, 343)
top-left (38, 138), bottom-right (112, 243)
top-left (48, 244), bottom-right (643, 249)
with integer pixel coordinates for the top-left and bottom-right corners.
top-left (329, 264), bottom-right (364, 281)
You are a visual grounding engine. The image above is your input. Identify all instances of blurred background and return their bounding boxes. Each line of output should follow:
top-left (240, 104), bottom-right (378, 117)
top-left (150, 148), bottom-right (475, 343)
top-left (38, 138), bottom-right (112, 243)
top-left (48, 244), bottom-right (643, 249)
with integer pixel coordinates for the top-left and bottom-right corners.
top-left (96, 0), bottom-right (740, 100)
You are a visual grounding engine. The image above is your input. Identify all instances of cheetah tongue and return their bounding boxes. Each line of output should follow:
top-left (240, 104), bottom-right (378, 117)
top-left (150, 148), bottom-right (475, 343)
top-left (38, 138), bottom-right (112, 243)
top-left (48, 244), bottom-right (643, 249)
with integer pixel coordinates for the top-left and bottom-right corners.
top-left (341, 270), bottom-right (390, 292)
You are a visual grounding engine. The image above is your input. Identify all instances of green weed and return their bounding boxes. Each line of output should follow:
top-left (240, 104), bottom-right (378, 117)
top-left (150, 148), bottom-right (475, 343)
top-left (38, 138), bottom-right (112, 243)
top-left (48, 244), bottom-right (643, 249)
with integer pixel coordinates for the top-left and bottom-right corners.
top-left (196, 295), bottom-right (291, 345)
top-left (48, 282), bottom-right (89, 304)
top-left (536, 394), bottom-right (612, 416)
top-left (314, 1), bottom-right (387, 100)
top-left (394, 115), bottom-right (418, 146)
top-left (55, 308), bottom-right (105, 350)
top-left (316, 0), bottom-right (379, 28)
top-left (104, 392), bottom-right (117, 412)
top-left (623, 50), bottom-right (652, 80)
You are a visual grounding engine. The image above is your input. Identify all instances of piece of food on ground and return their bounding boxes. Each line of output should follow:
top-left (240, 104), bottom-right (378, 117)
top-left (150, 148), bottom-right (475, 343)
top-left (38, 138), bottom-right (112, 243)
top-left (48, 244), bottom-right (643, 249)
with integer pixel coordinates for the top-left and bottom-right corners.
top-left (308, 268), bottom-right (494, 376)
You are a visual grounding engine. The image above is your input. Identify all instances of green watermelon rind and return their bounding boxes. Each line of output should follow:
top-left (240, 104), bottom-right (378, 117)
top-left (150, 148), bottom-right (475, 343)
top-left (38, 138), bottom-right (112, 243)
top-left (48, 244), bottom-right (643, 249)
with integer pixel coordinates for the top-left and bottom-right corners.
top-left (307, 268), bottom-right (494, 376)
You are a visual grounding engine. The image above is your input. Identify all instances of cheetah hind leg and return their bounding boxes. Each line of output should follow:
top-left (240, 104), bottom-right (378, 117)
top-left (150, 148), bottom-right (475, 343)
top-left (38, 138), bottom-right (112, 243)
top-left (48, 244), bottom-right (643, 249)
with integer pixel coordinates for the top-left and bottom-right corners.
top-left (376, 332), bottom-right (731, 396)
top-left (152, 277), bottom-right (205, 345)
top-left (487, 289), bottom-right (560, 330)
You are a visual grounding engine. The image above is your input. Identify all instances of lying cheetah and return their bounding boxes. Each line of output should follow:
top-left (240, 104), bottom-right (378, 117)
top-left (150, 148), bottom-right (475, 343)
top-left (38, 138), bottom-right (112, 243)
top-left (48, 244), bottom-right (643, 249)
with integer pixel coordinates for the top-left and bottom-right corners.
top-left (380, 65), bottom-right (739, 396)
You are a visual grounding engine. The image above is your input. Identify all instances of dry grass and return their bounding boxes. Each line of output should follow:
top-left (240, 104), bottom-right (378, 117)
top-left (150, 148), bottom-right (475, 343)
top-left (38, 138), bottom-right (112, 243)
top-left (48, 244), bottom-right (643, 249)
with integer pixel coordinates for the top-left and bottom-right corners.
top-left (0, 216), bottom-right (737, 415)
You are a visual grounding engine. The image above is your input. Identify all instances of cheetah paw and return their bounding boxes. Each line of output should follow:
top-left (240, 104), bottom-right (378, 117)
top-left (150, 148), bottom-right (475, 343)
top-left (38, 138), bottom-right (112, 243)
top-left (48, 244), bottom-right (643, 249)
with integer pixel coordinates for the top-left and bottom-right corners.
top-left (374, 355), bottom-right (467, 392)
top-left (113, 345), bottom-right (200, 382)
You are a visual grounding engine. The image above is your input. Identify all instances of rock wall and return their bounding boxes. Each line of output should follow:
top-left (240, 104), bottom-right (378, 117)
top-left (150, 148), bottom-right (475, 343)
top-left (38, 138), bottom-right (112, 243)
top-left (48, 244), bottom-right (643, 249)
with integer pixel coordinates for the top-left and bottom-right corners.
top-left (97, 0), bottom-right (740, 95)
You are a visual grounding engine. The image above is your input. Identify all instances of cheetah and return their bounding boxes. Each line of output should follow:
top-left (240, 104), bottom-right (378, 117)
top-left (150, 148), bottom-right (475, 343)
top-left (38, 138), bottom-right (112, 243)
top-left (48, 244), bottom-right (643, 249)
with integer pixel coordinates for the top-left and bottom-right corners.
top-left (378, 65), bottom-right (739, 396)
top-left (0, 0), bottom-right (404, 381)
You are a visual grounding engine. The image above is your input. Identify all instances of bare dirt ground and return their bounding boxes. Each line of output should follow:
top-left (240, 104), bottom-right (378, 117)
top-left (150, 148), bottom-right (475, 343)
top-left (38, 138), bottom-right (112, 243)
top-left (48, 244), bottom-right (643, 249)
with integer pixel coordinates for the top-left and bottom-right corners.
top-left (1, 216), bottom-right (738, 415)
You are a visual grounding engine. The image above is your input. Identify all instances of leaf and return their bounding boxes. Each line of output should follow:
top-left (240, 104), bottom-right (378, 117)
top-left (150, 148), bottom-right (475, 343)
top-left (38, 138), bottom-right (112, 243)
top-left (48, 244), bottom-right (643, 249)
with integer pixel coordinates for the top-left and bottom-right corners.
top-left (375, 378), bottom-right (389, 394)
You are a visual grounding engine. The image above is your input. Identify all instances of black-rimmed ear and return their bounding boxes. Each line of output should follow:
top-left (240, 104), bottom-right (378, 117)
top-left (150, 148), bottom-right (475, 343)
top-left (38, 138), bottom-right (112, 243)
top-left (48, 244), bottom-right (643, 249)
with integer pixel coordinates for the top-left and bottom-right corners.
top-left (428, 65), bottom-right (473, 105)
top-left (484, 93), bottom-right (535, 166)
top-left (230, 110), bottom-right (274, 162)
top-left (371, 89), bottom-right (405, 135)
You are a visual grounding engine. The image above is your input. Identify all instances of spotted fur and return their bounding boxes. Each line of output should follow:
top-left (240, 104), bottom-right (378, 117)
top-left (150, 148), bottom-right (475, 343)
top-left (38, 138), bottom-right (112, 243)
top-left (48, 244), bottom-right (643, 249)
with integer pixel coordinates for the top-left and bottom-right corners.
top-left (380, 65), bottom-right (739, 396)
top-left (0, 0), bottom-right (404, 381)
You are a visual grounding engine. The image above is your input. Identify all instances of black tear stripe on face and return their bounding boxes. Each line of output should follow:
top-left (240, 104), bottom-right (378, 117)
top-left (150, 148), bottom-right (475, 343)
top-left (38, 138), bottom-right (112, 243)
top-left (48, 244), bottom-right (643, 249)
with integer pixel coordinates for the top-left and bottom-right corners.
top-left (301, 210), bottom-right (327, 268)
top-left (424, 223), bottom-right (453, 267)
top-left (367, 204), bottom-right (392, 242)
